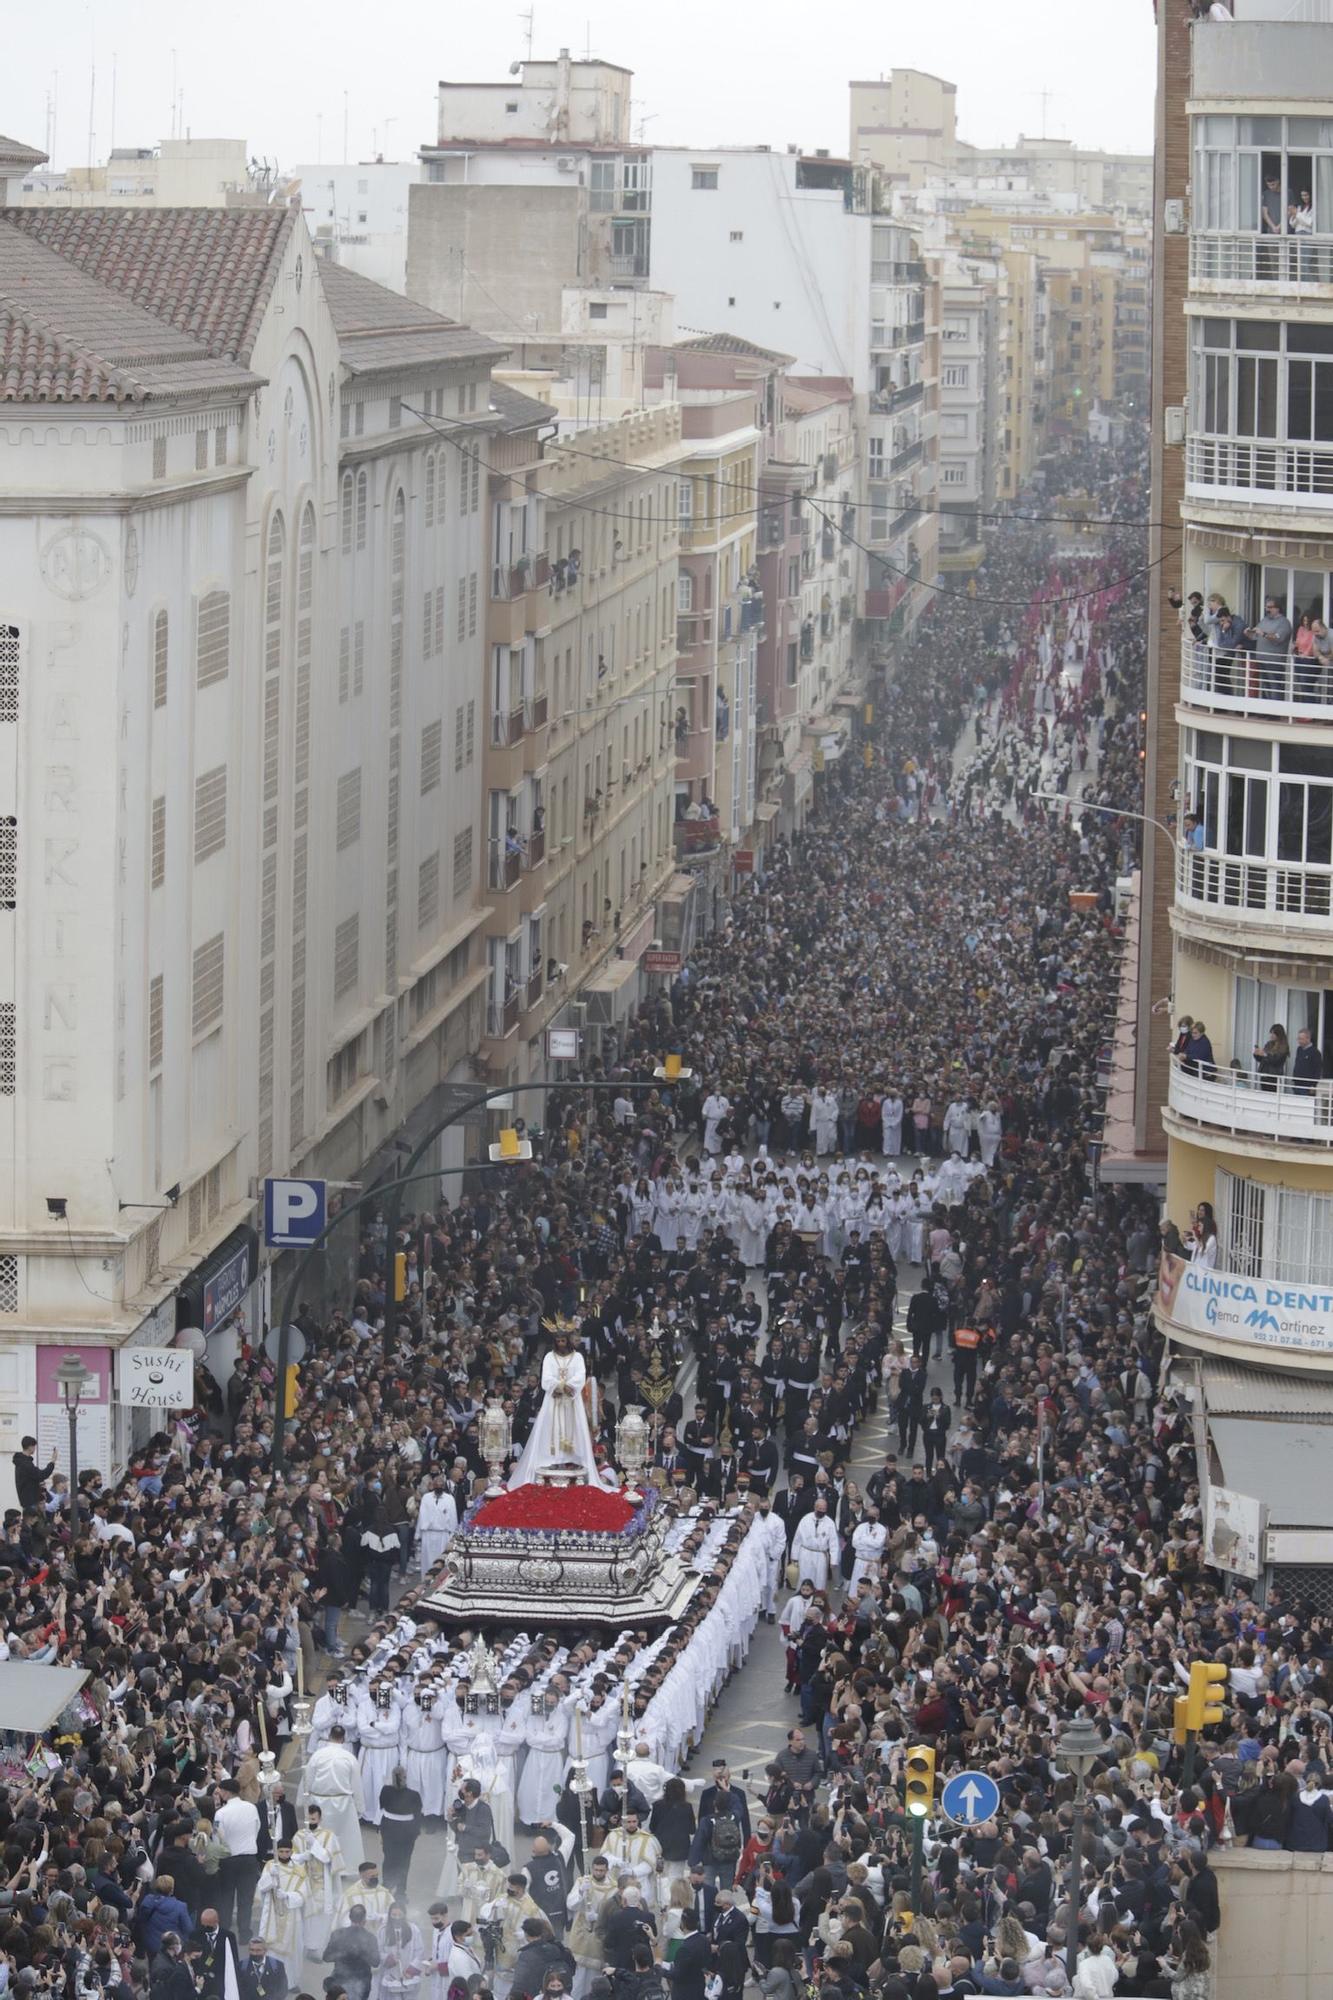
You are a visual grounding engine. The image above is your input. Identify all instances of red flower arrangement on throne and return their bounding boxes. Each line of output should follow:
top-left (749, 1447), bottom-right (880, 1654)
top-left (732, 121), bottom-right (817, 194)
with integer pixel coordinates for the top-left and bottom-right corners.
top-left (472, 1484), bottom-right (636, 1533)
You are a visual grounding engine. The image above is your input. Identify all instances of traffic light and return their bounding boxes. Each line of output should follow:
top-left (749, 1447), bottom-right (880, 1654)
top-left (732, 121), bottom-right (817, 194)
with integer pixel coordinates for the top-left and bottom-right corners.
top-left (1172, 1696), bottom-right (1190, 1747)
top-left (904, 1744), bottom-right (936, 1818)
top-left (283, 1364), bottom-right (300, 1419)
top-left (864, 702), bottom-right (875, 727)
top-left (863, 744), bottom-right (874, 769)
top-left (1186, 1661), bottom-right (1229, 1732)
top-left (394, 1251), bottom-right (407, 1302)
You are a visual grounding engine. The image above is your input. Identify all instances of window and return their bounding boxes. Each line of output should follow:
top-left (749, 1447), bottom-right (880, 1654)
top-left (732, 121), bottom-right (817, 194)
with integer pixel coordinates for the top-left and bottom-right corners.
top-left (195, 590), bottom-right (230, 688)
top-left (453, 826), bottom-right (474, 896)
top-left (457, 579), bottom-right (467, 642)
top-left (418, 850), bottom-right (440, 930)
top-left (589, 302), bottom-right (608, 320)
top-left (153, 610), bottom-right (169, 709)
top-left (505, 100), bottom-right (519, 113)
top-left (730, 230), bottom-right (744, 242)
top-left (691, 166), bottom-right (719, 190)
top-left (1217, 1167), bottom-right (1333, 1284)
top-left (466, 699), bottom-right (475, 763)
top-left (194, 766), bottom-right (227, 863)
top-left (943, 363), bottom-right (969, 389)
top-left (468, 573), bottom-right (478, 635)
top-left (677, 573), bottom-right (694, 613)
top-left (389, 396), bottom-right (401, 429)
top-left (195, 429), bottom-right (208, 471)
top-left (336, 769), bottom-right (362, 850)
top-left (341, 473), bottom-right (354, 554)
top-left (191, 933), bottom-right (225, 1036)
top-left (151, 797), bottom-right (166, 889)
top-left (334, 914), bottom-right (360, 998)
top-left (152, 436), bottom-right (167, 479)
top-left (678, 480), bottom-right (694, 526)
top-left (589, 159), bottom-right (616, 212)
top-left (148, 974), bottom-right (164, 1072)
top-left (425, 454), bottom-right (435, 526)
top-left (942, 464), bottom-right (968, 486)
top-left (455, 705), bottom-right (467, 771)
top-left (354, 623), bottom-right (365, 697)
top-left (355, 471), bottom-right (368, 550)
top-left (0, 1004), bottom-right (13, 1096)
top-left (420, 718), bottom-right (443, 794)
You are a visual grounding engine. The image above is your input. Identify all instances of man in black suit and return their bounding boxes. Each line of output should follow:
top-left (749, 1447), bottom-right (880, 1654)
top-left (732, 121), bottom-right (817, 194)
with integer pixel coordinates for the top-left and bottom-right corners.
top-left (680, 1864), bottom-right (716, 1933)
top-left (661, 1911), bottom-right (708, 2000)
top-left (897, 1352), bottom-right (928, 1458)
top-left (709, 1891), bottom-right (750, 2000)
top-left (741, 1423), bottom-right (779, 1496)
top-left (191, 1909), bottom-right (240, 2000)
top-left (238, 1938), bottom-right (288, 2000)
top-left (653, 1426), bottom-right (684, 1480)
top-left (257, 1788), bottom-right (298, 1861)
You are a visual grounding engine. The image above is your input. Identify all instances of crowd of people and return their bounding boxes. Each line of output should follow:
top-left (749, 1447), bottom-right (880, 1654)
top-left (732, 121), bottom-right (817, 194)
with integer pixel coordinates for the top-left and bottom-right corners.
top-left (2, 427), bottom-right (1317, 2000)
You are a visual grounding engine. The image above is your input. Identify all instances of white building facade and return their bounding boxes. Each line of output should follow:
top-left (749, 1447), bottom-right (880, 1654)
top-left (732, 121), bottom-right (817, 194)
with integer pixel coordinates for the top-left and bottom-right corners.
top-left (0, 205), bottom-right (498, 1495)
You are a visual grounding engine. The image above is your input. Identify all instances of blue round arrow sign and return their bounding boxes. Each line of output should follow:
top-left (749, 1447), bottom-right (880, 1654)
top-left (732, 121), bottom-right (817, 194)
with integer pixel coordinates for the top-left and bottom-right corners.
top-left (940, 1769), bottom-right (1001, 1826)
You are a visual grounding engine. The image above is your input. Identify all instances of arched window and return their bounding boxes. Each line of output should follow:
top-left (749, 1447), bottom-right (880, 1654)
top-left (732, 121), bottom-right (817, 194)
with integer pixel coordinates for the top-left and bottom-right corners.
top-left (355, 470), bottom-right (368, 551)
top-left (341, 472), bottom-right (354, 555)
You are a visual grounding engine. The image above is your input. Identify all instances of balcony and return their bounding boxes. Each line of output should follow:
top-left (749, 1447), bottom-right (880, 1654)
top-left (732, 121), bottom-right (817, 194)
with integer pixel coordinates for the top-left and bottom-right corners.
top-left (530, 691), bottom-right (549, 730)
top-left (1185, 436), bottom-right (1333, 509)
top-left (678, 612), bottom-right (713, 653)
top-left (1180, 628), bottom-right (1333, 723)
top-left (526, 826), bottom-right (545, 868)
top-left (1168, 1053), bottom-right (1333, 1148)
top-left (1190, 231), bottom-right (1333, 296)
top-left (487, 991), bottom-right (521, 1039)
top-left (491, 553), bottom-right (551, 599)
top-left (740, 591), bottom-right (764, 633)
top-left (488, 844), bottom-right (523, 893)
top-left (672, 814), bottom-right (721, 861)
top-left (1176, 844), bottom-right (1333, 931)
top-left (893, 436), bottom-right (924, 471)
top-left (871, 381), bottom-right (924, 416)
top-left (525, 968), bottom-right (544, 1012)
top-left (492, 705), bottom-right (527, 749)
top-left (890, 501), bottom-right (923, 539)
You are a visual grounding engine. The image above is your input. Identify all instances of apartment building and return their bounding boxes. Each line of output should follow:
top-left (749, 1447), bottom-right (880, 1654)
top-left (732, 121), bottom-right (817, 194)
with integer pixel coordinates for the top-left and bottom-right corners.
top-left (0, 201), bottom-right (498, 1485)
top-left (478, 395), bottom-right (686, 1078)
top-left (1129, 2), bottom-right (1333, 1601)
top-left (936, 256), bottom-right (1001, 570)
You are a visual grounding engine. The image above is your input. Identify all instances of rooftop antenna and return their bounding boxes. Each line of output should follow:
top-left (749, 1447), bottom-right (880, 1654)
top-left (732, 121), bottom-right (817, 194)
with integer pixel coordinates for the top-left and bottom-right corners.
top-left (584, 19), bottom-right (592, 58)
top-left (170, 48), bottom-right (177, 140)
top-left (343, 89), bottom-right (349, 165)
top-left (1026, 89), bottom-right (1055, 140)
top-left (519, 6), bottom-right (535, 58)
top-left (109, 51), bottom-right (116, 154)
top-left (316, 112), bottom-right (322, 158)
top-left (86, 55), bottom-right (95, 174)
top-left (51, 70), bottom-right (59, 167)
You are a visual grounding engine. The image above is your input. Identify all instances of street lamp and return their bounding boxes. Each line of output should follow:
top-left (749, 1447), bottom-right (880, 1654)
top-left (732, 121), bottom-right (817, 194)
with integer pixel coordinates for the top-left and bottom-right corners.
top-left (1033, 790), bottom-right (1179, 861)
top-left (54, 1352), bottom-right (94, 1531)
top-left (1055, 1713), bottom-right (1103, 1981)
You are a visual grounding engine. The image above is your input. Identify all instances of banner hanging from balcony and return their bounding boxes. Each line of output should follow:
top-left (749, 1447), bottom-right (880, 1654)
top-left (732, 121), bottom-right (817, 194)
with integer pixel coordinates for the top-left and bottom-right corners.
top-left (1159, 1251), bottom-right (1333, 1357)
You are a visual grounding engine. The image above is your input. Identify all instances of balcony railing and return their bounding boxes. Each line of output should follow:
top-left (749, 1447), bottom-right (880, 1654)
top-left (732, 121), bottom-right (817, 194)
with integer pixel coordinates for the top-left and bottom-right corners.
top-left (526, 969), bottom-right (544, 1011)
top-left (871, 381), bottom-right (924, 416)
top-left (740, 592), bottom-right (764, 632)
top-left (491, 553), bottom-right (551, 599)
top-left (1169, 1053), bottom-right (1333, 1146)
top-left (487, 991), bottom-right (522, 1038)
top-left (1185, 435), bottom-right (1333, 506)
top-left (526, 826), bottom-right (545, 868)
top-left (530, 691), bottom-right (549, 730)
top-left (1176, 844), bottom-right (1333, 928)
top-left (677, 613), bottom-right (712, 652)
top-left (1191, 232), bottom-right (1333, 290)
top-left (673, 814), bottom-right (721, 857)
top-left (491, 704), bottom-right (527, 748)
top-left (1180, 628), bottom-right (1333, 722)
top-left (488, 844), bottom-right (523, 892)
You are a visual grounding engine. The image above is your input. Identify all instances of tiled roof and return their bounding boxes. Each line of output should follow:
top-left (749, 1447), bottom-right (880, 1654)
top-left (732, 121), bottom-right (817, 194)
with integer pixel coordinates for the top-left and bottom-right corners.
top-left (0, 221), bottom-right (261, 404)
top-left (488, 379), bottom-right (557, 432)
top-left (317, 257), bottom-right (503, 375)
top-left (675, 331), bottom-right (794, 364)
top-left (0, 205), bottom-right (295, 362)
top-left (0, 134), bottom-right (48, 167)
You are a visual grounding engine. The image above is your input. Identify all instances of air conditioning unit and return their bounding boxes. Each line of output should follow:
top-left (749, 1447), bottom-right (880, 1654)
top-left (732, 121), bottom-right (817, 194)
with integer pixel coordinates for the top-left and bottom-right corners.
top-left (557, 157), bottom-right (578, 174)
top-left (1163, 198), bottom-right (1186, 235)
top-left (1164, 405), bottom-right (1186, 447)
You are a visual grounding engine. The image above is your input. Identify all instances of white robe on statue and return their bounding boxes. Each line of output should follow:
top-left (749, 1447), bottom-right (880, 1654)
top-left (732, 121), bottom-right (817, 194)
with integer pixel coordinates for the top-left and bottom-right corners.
top-left (508, 1346), bottom-right (601, 1488)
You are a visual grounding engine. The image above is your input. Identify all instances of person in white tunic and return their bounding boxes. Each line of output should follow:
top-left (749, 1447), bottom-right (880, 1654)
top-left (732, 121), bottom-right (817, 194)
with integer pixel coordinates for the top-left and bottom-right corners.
top-left (738, 1190), bottom-right (769, 1269)
top-left (753, 1501), bottom-right (788, 1621)
top-left (810, 1088), bottom-right (839, 1158)
top-left (255, 1845), bottom-right (308, 1987)
top-left (356, 1685), bottom-right (403, 1826)
top-left (880, 1092), bottom-right (904, 1158)
top-left (293, 1808), bottom-right (343, 1951)
top-left (942, 1098), bottom-right (972, 1160)
top-left (574, 1694), bottom-right (621, 1796)
top-left (416, 1478), bottom-right (459, 1577)
top-left (790, 1501), bottom-right (840, 1592)
top-left (507, 1332), bottom-right (600, 1488)
top-left (298, 1728), bottom-right (365, 1873)
top-left (701, 1090), bottom-right (731, 1156)
top-left (402, 1685), bottom-right (447, 1819)
top-left (976, 1104), bottom-right (1002, 1168)
top-left (515, 1690), bottom-right (571, 1827)
top-left (848, 1509), bottom-right (889, 1591)
top-left (308, 1677), bottom-right (359, 1755)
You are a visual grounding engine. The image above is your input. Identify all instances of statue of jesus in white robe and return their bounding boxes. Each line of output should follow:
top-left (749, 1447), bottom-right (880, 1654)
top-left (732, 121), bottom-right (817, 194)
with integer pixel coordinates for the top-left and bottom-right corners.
top-left (508, 1338), bottom-right (606, 1489)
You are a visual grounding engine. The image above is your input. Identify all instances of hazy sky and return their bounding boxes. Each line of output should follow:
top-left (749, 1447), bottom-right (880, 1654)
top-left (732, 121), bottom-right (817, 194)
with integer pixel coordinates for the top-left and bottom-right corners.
top-left (6, 0), bottom-right (1155, 176)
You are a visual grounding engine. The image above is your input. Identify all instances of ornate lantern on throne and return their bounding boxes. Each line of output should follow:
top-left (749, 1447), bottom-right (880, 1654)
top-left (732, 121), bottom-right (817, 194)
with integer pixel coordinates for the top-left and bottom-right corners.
top-left (480, 1399), bottom-right (512, 1493)
top-left (616, 1406), bottom-right (649, 1500)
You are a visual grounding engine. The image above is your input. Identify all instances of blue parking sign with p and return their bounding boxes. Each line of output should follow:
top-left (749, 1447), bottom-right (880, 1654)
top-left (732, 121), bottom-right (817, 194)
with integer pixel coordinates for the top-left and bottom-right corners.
top-left (263, 1176), bottom-right (327, 1248)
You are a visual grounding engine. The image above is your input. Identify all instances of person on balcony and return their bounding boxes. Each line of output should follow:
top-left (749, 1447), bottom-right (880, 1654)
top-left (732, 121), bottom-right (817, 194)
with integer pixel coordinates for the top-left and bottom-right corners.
top-left (1246, 597), bottom-right (1293, 702)
top-left (1183, 1020), bottom-right (1215, 1080)
top-left (1294, 1026), bottom-right (1325, 1094)
top-left (1253, 1023), bottom-right (1291, 1093)
top-left (1189, 1202), bottom-right (1219, 1270)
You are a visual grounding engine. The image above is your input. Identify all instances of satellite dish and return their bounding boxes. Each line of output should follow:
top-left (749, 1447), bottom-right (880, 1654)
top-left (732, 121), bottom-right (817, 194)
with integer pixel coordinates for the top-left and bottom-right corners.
top-left (175, 1326), bottom-right (207, 1359)
top-left (265, 1323), bottom-right (307, 1366)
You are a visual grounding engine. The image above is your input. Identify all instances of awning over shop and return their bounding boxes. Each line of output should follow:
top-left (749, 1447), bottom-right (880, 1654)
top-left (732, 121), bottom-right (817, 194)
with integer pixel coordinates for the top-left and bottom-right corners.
top-left (1210, 1416), bottom-right (1333, 1530)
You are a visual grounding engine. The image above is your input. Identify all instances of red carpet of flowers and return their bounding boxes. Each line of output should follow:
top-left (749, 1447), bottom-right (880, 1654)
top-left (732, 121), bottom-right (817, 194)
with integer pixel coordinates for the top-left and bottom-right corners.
top-left (472, 1484), bottom-right (636, 1532)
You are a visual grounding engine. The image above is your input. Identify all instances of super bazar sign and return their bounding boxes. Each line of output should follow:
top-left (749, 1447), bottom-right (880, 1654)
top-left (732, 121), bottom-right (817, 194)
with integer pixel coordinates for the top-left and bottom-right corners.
top-left (1159, 1251), bottom-right (1333, 1354)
